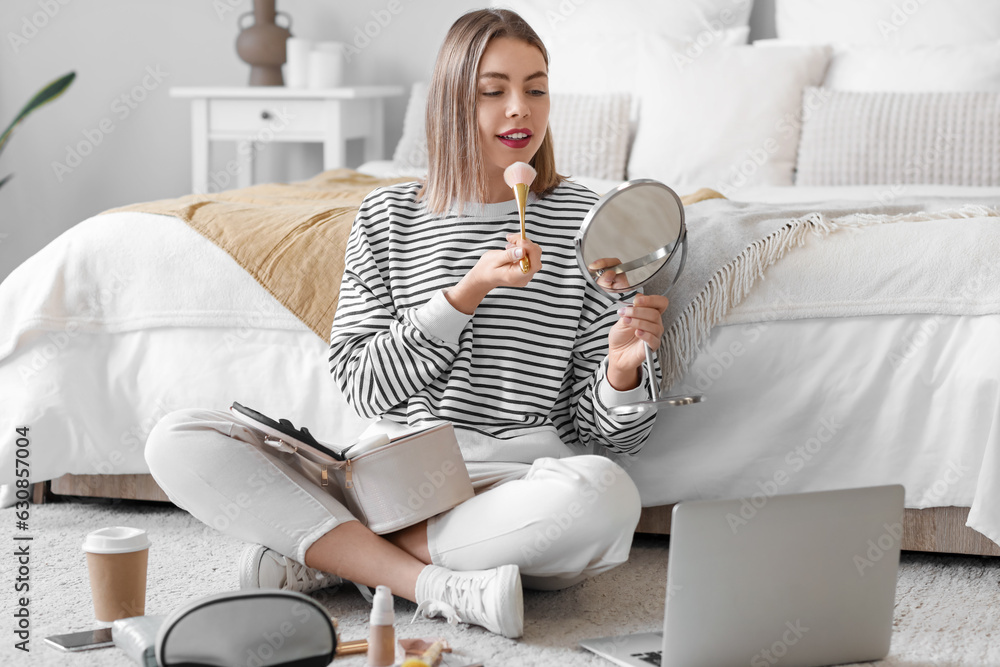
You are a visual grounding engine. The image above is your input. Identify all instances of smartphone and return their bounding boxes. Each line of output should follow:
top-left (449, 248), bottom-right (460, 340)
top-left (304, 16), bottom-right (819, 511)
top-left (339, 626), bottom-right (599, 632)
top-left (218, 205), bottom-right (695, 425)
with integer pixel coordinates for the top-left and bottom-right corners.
top-left (43, 627), bottom-right (114, 652)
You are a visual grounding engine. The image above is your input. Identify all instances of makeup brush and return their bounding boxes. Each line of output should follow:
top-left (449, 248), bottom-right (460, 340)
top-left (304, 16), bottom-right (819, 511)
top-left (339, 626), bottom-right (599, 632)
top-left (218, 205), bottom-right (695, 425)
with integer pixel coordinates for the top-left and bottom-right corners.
top-left (504, 161), bottom-right (536, 274)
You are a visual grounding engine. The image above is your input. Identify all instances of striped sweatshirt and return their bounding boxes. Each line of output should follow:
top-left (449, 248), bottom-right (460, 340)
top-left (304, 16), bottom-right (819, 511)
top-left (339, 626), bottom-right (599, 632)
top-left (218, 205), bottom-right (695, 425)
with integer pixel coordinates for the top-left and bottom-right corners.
top-left (328, 180), bottom-right (658, 463)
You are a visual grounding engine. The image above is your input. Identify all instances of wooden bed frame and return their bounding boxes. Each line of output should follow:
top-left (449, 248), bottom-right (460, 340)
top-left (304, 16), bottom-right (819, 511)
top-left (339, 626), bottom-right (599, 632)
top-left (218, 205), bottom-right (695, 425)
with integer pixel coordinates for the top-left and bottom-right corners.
top-left (33, 472), bottom-right (1000, 557)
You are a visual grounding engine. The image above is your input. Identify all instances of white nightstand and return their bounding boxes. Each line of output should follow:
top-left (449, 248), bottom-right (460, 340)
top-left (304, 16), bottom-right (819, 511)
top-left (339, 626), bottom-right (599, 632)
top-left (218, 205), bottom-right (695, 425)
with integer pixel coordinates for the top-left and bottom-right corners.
top-left (171, 86), bottom-right (405, 194)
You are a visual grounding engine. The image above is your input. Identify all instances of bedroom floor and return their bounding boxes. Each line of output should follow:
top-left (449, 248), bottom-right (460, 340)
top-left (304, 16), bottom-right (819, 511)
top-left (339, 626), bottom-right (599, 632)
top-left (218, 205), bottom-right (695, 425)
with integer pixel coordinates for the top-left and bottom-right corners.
top-left (2, 500), bottom-right (998, 667)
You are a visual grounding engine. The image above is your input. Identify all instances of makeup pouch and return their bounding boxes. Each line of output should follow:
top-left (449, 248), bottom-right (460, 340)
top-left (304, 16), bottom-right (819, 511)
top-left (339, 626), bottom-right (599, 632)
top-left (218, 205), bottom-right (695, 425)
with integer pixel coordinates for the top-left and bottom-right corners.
top-left (154, 590), bottom-right (337, 667)
top-left (230, 402), bottom-right (474, 534)
top-left (112, 614), bottom-right (165, 667)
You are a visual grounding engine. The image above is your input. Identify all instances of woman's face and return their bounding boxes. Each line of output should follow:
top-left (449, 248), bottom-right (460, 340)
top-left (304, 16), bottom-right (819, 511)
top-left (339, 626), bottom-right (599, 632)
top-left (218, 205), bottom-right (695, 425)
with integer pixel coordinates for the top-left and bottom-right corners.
top-left (476, 36), bottom-right (550, 190)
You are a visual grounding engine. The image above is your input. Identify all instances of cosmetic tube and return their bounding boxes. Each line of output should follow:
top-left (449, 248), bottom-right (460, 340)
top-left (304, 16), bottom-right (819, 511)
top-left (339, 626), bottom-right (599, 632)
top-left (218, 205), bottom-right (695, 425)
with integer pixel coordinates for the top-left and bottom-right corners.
top-left (367, 585), bottom-right (395, 667)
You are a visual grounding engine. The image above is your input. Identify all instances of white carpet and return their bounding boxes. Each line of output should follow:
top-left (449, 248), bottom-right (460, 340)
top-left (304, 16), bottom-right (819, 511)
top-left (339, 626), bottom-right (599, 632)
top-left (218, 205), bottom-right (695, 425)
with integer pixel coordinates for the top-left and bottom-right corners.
top-left (2, 500), bottom-right (999, 666)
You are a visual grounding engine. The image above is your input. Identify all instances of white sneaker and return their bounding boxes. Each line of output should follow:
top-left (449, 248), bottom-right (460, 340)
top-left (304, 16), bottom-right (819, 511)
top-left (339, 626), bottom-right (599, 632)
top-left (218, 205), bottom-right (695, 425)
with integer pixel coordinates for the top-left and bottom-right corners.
top-left (413, 564), bottom-right (523, 639)
top-left (239, 544), bottom-right (341, 594)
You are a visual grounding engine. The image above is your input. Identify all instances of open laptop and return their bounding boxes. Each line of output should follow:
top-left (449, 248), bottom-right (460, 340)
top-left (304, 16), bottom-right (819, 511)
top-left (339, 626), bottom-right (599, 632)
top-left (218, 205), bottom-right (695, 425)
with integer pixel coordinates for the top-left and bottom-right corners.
top-left (580, 485), bottom-right (904, 667)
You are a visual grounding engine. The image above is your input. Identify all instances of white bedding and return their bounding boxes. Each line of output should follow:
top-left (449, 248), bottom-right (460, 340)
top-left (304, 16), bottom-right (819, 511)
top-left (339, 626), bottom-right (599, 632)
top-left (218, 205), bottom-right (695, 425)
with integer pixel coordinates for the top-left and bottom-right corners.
top-left (626, 315), bottom-right (1000, 512)
top-left (355, 159), bottom-right (1000, 202)
top-left (2, 185), bottom-right (999, 549)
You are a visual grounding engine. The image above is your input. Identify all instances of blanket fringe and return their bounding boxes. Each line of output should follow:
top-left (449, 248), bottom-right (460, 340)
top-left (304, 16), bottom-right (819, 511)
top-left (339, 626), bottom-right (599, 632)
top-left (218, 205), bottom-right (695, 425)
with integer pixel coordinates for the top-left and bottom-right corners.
top-left (659, 204), bottom-right (1000, 392)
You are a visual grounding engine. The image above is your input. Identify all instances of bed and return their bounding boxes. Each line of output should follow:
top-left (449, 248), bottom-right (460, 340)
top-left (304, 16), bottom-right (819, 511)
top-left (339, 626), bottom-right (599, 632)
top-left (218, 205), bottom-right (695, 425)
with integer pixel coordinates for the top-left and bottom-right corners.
top-left (3, 0), bottom-right (1000, 558)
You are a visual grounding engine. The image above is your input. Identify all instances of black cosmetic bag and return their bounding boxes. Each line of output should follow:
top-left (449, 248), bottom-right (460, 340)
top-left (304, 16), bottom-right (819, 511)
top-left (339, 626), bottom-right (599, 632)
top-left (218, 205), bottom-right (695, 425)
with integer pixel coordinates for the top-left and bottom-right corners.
top-left (155, 590), bottom-right (337, 667)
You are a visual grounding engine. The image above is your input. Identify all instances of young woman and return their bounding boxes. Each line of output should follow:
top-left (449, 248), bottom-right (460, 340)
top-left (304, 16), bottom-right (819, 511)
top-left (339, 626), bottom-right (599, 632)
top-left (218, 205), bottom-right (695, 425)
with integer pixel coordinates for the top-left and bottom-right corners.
top-left (145, 8), bottom-right (668, 639)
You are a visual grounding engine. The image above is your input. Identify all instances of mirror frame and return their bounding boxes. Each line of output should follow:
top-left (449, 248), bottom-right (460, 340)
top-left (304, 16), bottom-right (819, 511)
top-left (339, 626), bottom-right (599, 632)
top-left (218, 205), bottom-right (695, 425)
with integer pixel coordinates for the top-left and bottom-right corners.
top-left (571, 178), bottom-right (705, 413)
top-left (574, 179), bottom-right (688, 295)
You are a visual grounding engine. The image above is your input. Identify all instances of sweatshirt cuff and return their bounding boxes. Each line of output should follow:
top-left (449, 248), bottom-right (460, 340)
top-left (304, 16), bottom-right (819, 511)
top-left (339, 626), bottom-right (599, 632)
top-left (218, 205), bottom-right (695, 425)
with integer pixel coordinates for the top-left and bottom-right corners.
top-left (598, 358), bottom-right (650, 411)
top-left (410, 289), bottom-right (473, 345)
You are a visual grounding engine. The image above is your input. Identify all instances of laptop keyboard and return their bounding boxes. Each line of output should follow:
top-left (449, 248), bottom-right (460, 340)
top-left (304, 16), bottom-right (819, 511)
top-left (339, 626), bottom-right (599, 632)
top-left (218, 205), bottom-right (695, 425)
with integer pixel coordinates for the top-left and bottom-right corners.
top-left (631, 651), bottom-right (662, 666)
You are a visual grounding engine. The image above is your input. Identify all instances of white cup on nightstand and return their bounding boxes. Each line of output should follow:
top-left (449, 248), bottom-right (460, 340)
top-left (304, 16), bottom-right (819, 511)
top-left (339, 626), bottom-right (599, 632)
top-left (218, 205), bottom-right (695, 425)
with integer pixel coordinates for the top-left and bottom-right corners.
top-left (285, 37), bottom-right (312, 88)
top-left (308, 41), bottom-right (345, 89)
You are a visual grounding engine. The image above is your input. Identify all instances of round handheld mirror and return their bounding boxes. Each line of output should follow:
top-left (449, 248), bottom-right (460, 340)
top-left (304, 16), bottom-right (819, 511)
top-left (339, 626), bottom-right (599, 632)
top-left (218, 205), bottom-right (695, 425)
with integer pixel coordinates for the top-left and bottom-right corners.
top-left (574, 179), bottom-right (704, 416)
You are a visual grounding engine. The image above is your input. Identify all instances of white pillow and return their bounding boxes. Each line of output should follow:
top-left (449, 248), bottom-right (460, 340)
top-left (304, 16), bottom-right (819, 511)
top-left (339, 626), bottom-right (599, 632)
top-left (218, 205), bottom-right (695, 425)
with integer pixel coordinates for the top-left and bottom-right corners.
top-left (491, 0), bottom-right (753, 46)
top-left (391, 86), bottom-right (633, 180)
top-left (627, 40), bottom-right (831, 192)
top-left (776, 0), bottom-right (1000, 47)
top-left (823, 43), bottom-right (1000, 92)
top-left (392, 82), bottom-right (429, 171)
top-left (491, 0), bottom-right (751, 130)
top-left (795, 89), bottom-right (1000, 186)
top-left (549, 93), bottom-right (631, 180)
top-left (545, 27), bottom-right (749, 96)
top-left (544, 28), bottom-right (749, 162)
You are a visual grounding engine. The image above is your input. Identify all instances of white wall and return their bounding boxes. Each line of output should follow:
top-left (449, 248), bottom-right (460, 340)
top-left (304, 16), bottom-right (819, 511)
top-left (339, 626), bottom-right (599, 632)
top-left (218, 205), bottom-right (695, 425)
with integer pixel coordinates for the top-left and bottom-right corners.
top-left (0, 0), bottom-right (776, 282)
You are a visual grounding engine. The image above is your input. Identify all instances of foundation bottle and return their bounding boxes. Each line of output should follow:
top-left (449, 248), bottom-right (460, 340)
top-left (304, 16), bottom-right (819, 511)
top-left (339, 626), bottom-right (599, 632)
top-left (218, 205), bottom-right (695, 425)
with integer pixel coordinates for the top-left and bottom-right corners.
top-left (367, 585), bottom-right (395, 667)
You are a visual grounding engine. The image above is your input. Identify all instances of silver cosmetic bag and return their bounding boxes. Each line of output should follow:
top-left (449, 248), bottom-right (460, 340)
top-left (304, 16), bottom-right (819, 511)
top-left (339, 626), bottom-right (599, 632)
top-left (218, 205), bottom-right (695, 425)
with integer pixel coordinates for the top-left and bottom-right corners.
top-left (230, 404), bottom-right (474, 534)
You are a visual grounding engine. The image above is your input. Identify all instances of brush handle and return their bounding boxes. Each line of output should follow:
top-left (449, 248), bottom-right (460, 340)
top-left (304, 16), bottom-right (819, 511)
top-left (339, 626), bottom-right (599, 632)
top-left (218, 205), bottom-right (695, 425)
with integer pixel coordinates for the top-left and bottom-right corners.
top-left (422, 640), bottom-right (446, 665)
top-left (336, 639), bottom-right (368, 656)
top-left (513, 183), bottom-right (531, 273)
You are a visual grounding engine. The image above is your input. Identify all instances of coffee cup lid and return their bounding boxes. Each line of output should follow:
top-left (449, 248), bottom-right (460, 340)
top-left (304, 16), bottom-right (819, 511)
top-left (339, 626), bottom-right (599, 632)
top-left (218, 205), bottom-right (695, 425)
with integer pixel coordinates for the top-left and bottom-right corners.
top-left (82, 526), bottom-right (151, 554)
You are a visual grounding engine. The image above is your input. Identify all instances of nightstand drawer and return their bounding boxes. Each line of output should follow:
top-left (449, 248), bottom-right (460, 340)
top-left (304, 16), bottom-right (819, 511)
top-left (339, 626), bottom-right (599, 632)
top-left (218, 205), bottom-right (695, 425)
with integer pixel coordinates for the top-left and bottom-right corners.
top-left (207, 99), bottom-right (325, 136)
top-left (172, 85), bottom-right (404, 193)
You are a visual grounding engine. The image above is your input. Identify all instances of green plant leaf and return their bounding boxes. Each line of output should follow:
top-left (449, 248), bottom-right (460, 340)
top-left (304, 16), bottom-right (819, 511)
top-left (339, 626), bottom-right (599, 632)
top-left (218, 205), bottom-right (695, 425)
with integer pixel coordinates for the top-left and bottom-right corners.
top-left (0, 173), bottom-right (11, 191)
top-left (0, 71), bottom-right (76, 160)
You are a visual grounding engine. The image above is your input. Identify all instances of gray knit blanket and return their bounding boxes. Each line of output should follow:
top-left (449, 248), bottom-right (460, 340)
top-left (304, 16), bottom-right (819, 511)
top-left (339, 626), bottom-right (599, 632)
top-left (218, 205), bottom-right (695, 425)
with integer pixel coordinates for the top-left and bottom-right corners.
top-left (648, 196), bottom-right (1000, 392)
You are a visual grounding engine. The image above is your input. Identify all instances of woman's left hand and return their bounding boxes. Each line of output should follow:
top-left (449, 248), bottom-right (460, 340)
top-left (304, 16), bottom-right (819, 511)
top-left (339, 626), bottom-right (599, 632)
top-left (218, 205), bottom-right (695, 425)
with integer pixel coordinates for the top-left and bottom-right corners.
top-left (606, 294), bottom-right (670, 391)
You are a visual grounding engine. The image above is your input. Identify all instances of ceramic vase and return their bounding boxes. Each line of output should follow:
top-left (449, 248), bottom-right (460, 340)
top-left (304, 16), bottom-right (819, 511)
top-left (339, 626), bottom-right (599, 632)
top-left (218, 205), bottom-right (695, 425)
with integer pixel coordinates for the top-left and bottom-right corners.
top-left (235, 0), bottom-right (292, 86)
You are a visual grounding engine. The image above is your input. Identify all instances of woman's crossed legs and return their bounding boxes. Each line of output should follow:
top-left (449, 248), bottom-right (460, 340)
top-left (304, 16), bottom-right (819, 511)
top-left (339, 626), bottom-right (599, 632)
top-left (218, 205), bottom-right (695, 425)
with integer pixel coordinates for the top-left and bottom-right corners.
top-left (145, 408), bottom-right (642, 635)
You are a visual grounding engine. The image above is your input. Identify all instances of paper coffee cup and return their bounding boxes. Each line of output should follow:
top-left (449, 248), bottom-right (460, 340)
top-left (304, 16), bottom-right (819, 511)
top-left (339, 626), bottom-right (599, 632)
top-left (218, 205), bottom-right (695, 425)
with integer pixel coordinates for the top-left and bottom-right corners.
top-left (82, 527), bottom-right (151, 622)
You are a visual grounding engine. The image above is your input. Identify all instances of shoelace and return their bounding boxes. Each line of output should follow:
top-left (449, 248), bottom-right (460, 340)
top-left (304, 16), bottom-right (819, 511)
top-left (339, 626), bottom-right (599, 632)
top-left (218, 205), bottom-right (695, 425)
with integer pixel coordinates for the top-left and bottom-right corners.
top-left (283, 556), bottom-right (328, 591)
top-left (411, 572), bottom-right (489, 628)
top-left (411, 600), bottom-right (460, 627)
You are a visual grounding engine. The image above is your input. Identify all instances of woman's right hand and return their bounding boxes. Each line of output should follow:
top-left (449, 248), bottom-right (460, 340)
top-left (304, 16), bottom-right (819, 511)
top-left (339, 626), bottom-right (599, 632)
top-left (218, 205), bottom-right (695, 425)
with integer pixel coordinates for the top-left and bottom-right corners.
top-left (588, 256), bottom-right (630, 291)
top-left (445, 233), bottom-right (543, 314)
top-left (492, 233), bottom-right (542, 287)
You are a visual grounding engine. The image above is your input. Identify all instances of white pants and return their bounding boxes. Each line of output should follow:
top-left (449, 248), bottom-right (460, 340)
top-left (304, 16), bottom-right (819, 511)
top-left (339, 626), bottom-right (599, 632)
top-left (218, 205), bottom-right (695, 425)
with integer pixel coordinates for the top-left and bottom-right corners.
top-left (144, 409), bottom-right (642, 590)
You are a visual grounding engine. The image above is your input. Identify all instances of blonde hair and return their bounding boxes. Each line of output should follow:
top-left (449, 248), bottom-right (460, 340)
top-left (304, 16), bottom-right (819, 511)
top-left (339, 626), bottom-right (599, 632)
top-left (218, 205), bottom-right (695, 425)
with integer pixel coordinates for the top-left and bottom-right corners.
top-left (419, 8), bottom-right (564, 215)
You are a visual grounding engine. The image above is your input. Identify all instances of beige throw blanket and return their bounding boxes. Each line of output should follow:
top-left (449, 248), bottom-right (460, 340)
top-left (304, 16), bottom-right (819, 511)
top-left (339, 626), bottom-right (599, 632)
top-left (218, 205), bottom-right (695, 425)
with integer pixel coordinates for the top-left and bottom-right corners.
top-left (106, 170), bottom-right (724, 341)
top-left (106, 169), bottom-right (415, 339)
